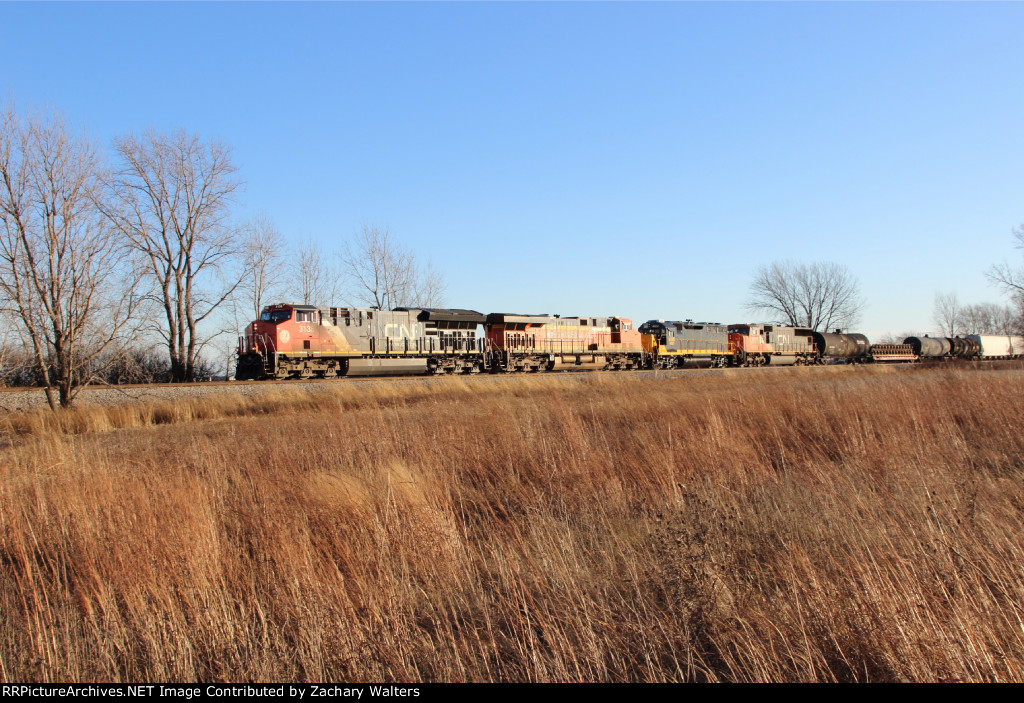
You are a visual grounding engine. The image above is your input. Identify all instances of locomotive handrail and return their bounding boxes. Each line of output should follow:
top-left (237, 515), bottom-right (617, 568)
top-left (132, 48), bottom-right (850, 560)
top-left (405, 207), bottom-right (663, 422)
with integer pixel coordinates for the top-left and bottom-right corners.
top-left (673, 339), bottom-right (728, 353)
top-left (361, 335), bottom-right (484, 356)
top-left (254, 333), bottom-right (276, 354)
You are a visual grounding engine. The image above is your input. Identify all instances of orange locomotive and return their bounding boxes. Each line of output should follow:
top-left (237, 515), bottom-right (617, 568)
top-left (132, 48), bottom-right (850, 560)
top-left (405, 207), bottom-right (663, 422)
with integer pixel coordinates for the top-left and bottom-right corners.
top-left (485, 313), bottom-right (648, 372)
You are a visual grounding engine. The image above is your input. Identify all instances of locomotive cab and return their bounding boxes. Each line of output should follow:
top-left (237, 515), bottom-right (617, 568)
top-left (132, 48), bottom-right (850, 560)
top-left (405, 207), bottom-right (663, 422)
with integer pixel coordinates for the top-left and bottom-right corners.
top-left (610, 317), bottom-right (638, 345)
top-left (244, 304), bottom-right (328, 355)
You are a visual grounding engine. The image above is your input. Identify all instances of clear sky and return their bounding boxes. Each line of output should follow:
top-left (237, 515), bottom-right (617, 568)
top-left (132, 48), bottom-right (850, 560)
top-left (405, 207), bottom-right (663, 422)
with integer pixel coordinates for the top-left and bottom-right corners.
top-left (5, 1), bottom-right (1024, 339)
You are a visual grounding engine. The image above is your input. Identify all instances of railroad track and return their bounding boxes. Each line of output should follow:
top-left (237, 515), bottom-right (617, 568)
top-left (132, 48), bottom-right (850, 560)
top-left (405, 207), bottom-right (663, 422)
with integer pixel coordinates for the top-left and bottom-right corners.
top-left (1, 359), bottom-right (1018, 413)
top-left (0, 365), bottom-right (785, 412)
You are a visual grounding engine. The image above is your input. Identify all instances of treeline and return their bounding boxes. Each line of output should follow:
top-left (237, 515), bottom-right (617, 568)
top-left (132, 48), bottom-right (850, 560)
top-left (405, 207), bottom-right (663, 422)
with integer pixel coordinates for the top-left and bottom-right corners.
top-left (0, 100), bottom-right (444, 408)
top-left (933, 294), bottom-right (1022, 337)
top-left (0, 347), bottom-right (220, 387)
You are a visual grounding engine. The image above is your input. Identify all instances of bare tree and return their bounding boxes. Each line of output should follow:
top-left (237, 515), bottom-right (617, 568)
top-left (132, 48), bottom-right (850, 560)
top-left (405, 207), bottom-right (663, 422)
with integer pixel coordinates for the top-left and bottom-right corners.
top-left (746, 260), bottom-right (864, 331)
top-left (987, 226), bottom-right (1024, 332)
top-left (340, 224), bottom-right (446, 309)
top-left (933, 291), bottom-right (962, 336)
top-left (0, 103), bottom-right (140, 408)
top-left (240, 212), bottom-right (285, 319)
top-left (109, 130), bottom-right (242, 382)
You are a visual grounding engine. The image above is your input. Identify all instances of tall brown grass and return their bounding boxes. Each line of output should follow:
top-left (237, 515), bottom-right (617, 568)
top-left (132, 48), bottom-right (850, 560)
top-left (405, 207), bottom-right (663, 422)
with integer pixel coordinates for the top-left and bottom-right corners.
top-left (1, 364), bottom-right (1023, 682)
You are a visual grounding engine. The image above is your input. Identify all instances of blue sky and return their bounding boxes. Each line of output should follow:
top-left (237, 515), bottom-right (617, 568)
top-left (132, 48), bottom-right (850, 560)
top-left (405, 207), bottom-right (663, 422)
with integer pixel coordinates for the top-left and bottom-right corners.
top-left (5, 1), bottom-right (1024, 338)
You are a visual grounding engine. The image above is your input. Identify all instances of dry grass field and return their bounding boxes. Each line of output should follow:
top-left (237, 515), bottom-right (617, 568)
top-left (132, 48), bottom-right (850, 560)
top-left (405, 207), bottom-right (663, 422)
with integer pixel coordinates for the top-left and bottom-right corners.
top-left (1, 363), bottom-right (1023, 682)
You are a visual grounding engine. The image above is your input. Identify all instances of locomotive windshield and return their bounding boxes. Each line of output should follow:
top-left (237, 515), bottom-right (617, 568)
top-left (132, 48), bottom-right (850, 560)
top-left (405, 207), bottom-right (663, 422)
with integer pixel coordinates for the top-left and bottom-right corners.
top-left (260, 310), bottom-right (292, 323)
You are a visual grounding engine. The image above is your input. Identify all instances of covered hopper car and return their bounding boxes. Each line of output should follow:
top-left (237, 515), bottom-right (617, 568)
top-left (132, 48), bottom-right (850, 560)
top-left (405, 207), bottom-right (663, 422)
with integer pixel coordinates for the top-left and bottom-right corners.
top-left (967, 334), bottom-right (1024, 359)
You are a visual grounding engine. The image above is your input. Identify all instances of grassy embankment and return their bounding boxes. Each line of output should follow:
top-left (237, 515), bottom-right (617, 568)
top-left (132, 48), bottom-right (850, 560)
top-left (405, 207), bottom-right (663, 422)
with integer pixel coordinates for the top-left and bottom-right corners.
top-left (1, 363), bottom-right (1023, 682)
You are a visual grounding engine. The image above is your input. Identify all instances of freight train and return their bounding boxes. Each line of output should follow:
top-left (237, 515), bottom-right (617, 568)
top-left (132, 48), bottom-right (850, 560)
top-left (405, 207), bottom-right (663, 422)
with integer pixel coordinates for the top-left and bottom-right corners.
top-left (234, 302), bottom-right (1024, 380)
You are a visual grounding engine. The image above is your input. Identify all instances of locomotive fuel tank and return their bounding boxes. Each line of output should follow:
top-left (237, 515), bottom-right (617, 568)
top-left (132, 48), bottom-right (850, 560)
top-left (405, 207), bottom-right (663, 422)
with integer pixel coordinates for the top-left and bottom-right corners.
top-left (347, 358), bottom-right (429, 375)
top-left (762, 355), bottom-right (797, 366)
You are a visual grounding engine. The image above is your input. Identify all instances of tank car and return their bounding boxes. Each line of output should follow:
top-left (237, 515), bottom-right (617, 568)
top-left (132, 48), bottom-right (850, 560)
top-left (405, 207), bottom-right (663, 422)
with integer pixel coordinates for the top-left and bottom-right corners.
top-left (903, 336), bottom-right (951, 358)
top-left (638, 320), bottom-right (732, 369)
top-left (946, 337), bottom-right (966, 358)
top-left (236, 303), bottom-right (487, 379)
top-left (727, 324), bottom-right (817, 366)
top-left (946, 336), bottom-right (981, 358)
top-left (813, 331), bottom-right (870, 362)
top-left (485, 313), bottom-right (649, 372)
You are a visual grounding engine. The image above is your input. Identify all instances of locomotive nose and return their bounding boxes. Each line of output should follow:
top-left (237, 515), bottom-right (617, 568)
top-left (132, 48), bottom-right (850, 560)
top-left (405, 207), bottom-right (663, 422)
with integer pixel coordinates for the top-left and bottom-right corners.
top-left (249, 321), bottom-right (277, 352)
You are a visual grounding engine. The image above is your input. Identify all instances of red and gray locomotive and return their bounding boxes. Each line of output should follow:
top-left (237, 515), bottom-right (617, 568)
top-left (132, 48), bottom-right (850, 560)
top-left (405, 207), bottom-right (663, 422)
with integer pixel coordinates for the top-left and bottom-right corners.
top-left (236, 304), bottom-right (487, 379)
